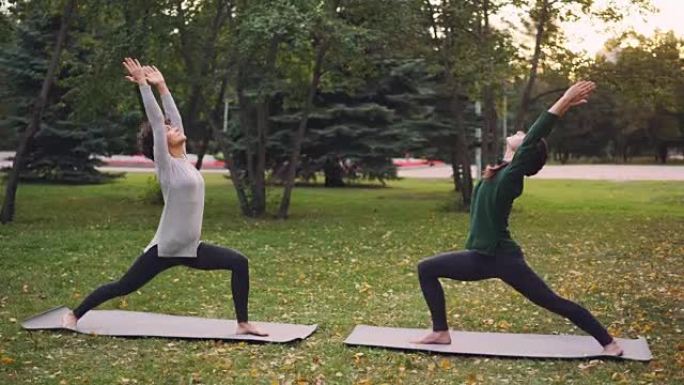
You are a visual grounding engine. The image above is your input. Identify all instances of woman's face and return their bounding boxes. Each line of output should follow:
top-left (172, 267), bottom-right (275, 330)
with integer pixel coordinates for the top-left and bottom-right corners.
top-left (506, 130), bottom-right (525, 152)
top-left (166, 124), bottom-right (186, 147)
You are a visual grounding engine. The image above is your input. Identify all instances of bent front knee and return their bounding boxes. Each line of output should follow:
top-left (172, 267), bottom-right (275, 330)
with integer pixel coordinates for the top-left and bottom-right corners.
top-left (234, 254), bottom-right (249, 274)
top-left (417, 258), bottom-right (435, 279)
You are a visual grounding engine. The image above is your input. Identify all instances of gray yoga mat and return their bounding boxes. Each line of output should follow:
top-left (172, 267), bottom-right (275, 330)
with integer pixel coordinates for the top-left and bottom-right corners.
top-left (344, 325), bottom-right (652, 361)
top-left (22, 306), bottom-right (317, 344)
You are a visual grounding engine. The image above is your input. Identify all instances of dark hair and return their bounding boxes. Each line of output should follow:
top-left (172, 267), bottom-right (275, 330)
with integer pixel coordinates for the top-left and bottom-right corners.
top-left (137, 121), bottom-right (155, 160)
top-left (137, 118), bottom-right (171, 161)
top-left (483, 138), bottom-right (548, 180)
top-left (525, 138), bottom-right (548, 177)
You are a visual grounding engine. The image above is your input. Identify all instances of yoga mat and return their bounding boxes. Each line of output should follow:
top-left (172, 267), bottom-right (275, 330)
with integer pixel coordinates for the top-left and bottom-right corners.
top-left (344, 325), bottom-right (652, 361)
top-left (23, 306), bottom-right (317, 344)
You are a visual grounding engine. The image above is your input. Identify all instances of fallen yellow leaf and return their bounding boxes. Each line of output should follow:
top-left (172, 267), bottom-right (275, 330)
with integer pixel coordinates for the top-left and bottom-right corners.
top-left (438, 358), bottom-right (452, 370)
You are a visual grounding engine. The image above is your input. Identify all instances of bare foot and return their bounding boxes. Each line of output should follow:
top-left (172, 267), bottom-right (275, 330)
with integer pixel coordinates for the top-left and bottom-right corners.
top-left (411, 330), bottom-right (452, 344)
top-left (602, 340), bottom-right (623, 356)
top-left (236, 322), bottom-right (268, 337)
top-left (61, 311), bottom-right (78, 330)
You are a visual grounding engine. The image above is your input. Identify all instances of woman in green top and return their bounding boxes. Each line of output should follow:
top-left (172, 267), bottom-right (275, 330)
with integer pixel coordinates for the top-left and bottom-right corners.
top-left (414, 81), bottom-right (623, 356)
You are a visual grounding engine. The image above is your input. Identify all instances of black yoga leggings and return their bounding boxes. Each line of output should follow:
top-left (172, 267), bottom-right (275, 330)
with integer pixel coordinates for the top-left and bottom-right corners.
top-left (417, 249), bottom-right (613, 346)
top-left (73, 243), bottom-right (250, 322)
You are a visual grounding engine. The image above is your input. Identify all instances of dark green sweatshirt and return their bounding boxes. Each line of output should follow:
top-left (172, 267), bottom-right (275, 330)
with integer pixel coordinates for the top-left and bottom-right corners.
top-left (464, 111), bottom-right (559, 255)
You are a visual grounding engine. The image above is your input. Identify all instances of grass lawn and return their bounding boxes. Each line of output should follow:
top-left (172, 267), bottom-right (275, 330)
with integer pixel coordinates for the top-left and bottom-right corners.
top-left (0, 174), bottom-right (682, 385)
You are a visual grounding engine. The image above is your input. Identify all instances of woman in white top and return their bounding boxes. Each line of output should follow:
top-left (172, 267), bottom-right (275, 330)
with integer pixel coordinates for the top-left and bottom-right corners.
top-left (62, 58), bottom-right (267, 337)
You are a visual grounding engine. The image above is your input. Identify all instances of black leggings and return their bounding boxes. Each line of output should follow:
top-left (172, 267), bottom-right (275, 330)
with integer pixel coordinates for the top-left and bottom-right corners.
top-left (73, 243), bottom-right (250, 322)
top-left (417, 249), bottom-right (613, 346)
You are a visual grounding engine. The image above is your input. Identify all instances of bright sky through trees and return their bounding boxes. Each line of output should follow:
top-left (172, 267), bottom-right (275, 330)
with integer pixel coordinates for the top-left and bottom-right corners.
top-left (495, 0), bottom-right (684, 57)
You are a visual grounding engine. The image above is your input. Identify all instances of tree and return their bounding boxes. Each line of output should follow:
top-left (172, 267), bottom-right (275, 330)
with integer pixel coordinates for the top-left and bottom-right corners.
top-left (511, 0), bottom-right (653, 133)
top-left (0, 1), bottom-right (125, 184)
top-left (211, 0), bottom-right (308, 217)
top-left (472, 0), bottom-right (515, 166)
top-left (270, 75), bottom-right (407, 188)
top-left (1, 0), bottom-right (78, 224)
top-left (0, 9), bottom-right (16, 150)
top-left (418, 0), bottom-right (486, 209)
top-left (383, 59), bottom-right (481, 189)
top-left (168, 0), bottom-right (234, 170)
top-left (277, 0), bottom-right (332, 218)
top-left (526, 30), bottom-right (684, 163)
top-left (277, 0), bottom-right (431, 217)
top-left (602, 32), bottom-right (684, 163)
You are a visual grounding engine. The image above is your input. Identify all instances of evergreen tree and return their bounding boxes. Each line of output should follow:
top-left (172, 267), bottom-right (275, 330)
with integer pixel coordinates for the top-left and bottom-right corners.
top-left (0, 1), bottom-right (115, 183)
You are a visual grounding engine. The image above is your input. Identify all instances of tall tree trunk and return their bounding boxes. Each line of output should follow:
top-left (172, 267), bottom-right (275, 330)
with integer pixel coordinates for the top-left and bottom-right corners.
top-left (210, 119), bottom-right (251, 217)
top-left (249, 36), bottom-right (281, 217)
top-left (425, 0), bottom-right (473, 210)
top-left (482, 85), bottom-right (499, 165)
top-left (451, 92), bottom-right (473, 209)
top-left (195, 139), bottom-right (207, 169)
top-left (236, 77), bottom-right (261, 217)
top-left (657, 143), bottom-right (668, 164)
top-left (277, 41), bottom-right (326, 219)
top-left (1, 0), bottom-right (77, 224)
top-left (480, 0), bottom-right (499, 166)
top-left (323, 157), bottom-right (345, 187)
top-left (175, 0), bottom-right (230, 170)
top-left (252, 100), bottom-right (268, 216)
top-left (230, 36), bottom-right (280, 217)
top-left (208, 74), bottom-right (251, 216)
top-left (512, 0), bottom-right (548, 132)
top-left (449, 151), bottom-right (461, 192)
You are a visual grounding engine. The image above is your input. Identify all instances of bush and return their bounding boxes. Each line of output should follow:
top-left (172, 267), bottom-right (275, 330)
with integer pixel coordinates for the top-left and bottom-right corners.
top-left (141, 175), bottom-right (163, 205)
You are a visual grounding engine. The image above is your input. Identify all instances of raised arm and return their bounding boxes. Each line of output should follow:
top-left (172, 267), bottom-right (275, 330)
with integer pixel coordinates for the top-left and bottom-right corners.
top-left (144, 65), bottom-right (184, 134)
top-left (509, 81), bottom-right (596, 176)
top-left (123, 58), bottom-right (171, 171)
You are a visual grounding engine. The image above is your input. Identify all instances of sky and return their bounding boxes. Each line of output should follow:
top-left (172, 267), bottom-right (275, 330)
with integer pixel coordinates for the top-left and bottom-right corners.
top-left (496, 0), bottom-right (684, 57)
top-left (562, 0), bottom-right (684, 55)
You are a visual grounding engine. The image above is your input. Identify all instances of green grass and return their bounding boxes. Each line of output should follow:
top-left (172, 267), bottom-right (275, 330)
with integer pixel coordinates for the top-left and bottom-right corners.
top-left (1, 174), bottom-right (682, 385)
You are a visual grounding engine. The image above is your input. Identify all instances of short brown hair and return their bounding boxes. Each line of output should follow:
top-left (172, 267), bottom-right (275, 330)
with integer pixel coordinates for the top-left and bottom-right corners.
top-left (137, 118), bottom-right (171, 160)
top-left (137, 121), bottom-right (154, 160)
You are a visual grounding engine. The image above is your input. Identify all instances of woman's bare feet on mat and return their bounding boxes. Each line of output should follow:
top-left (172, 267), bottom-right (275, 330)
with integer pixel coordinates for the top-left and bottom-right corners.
top-left (602, 340), bottom-right (624, 356)
top-left (412, 330), bottom-right (452, 344)
top-left (61, 311), bottom-right (77, 330)
top-left (236, 322), bottom-right (268, 337)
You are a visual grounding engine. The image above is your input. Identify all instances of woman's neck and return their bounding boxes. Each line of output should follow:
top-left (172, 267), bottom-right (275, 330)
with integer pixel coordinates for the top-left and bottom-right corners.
top-left (169, 145), bottom-right (185, 159)
top-left (503, 147), bottom-right (515, 162)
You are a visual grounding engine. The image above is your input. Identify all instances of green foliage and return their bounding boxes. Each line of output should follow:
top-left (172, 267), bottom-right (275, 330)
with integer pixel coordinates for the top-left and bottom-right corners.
top-left (384, 60), bottom-right (481, 162)
top-left (534, 31), bottom-right (684, 163)
top-left (0, 1), bottom-right (117, 184)
top-left (140, 175), bottom-right (163, 205)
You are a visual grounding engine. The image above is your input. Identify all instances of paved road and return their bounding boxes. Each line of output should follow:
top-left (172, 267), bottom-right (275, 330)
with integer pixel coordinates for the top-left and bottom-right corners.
top-left (68, 164), bottom-right (684, 181)
top-left (399, 164), bottom-right (684, 181)
top-left (1, 152), bottom-right (682, 180)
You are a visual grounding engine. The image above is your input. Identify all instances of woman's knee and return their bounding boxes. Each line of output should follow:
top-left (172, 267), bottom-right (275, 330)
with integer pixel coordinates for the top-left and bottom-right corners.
top-left (417, 258), bottom-right (436, 278)
top-left (232, 252), bottom-right (249, 274)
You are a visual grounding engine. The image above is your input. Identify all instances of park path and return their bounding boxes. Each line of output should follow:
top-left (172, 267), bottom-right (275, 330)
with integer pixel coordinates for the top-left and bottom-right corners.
top-left (1, 151), bottom-right (682, 180)
top-left (398, 164), bottom-right (684, 181)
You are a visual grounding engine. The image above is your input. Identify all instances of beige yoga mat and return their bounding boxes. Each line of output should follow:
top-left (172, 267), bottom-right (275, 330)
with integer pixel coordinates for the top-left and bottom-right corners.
top-left (23, 306), bottom-right (317, 344)
top-left (344, 325), bottom-right (652, 361)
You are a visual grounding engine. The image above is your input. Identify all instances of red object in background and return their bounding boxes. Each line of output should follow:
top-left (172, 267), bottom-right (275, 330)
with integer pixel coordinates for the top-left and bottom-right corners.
top-left (392, 158), bottom-right (444, 168)
top-left (102, 154), bottom-right (226, 169)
